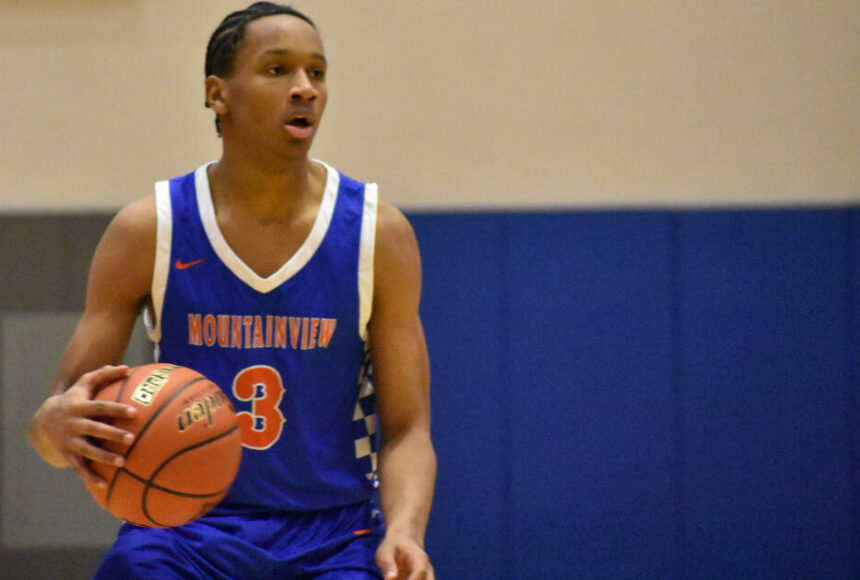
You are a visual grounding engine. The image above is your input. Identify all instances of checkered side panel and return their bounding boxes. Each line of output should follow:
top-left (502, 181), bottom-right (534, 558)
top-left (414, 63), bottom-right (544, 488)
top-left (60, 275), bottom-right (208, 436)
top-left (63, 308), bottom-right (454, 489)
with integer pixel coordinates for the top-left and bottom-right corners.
top-left (353, 349), bottom-right (379, 487)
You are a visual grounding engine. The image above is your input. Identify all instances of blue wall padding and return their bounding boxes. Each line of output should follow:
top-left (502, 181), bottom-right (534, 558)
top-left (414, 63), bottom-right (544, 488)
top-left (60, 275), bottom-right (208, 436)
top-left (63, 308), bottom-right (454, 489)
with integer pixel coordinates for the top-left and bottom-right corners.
top-left (677, 211), bottom-right (854, 578)
top-left (410, 208), bottom-right (859, 579)
top-left (408, 215), bottom-right (509, 577)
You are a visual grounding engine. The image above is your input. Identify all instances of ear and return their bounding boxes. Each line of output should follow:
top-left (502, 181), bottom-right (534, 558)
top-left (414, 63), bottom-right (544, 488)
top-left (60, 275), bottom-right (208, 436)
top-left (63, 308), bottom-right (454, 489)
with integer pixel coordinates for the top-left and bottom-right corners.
top-left (205, 75), bottom-right (229, 116)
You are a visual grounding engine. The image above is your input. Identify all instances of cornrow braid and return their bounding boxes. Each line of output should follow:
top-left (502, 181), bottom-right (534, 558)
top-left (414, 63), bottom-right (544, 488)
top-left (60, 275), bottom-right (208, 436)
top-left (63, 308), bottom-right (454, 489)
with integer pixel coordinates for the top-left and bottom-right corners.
top-left (204, 2), bottom-right (317, 136)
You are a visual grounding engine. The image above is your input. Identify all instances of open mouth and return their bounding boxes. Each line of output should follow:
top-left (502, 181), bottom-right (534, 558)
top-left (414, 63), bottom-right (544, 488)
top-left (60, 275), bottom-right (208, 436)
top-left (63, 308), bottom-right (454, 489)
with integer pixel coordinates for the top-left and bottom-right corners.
top-left (287, 117), bottom-right (310, 128)
top-left (284, 115), bottom-right (314, 139)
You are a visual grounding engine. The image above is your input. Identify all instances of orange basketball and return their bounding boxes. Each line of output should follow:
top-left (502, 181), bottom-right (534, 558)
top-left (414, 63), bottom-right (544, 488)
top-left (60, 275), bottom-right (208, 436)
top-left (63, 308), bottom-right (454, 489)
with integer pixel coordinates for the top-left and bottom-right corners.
top-left (85, 363), bottom-right (242, 528)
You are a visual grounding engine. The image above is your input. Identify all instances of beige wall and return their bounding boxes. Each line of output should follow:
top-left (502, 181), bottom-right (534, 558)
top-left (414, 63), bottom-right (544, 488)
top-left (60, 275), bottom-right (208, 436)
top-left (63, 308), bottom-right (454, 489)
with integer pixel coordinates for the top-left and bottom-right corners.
top-left (0, 0), bottom-right (857, 211)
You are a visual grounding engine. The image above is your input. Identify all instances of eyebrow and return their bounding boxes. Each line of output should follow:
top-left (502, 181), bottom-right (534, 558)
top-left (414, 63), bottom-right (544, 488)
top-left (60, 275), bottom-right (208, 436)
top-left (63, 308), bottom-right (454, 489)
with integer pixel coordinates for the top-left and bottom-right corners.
top-left (263, 48), bottom-right (327, 63)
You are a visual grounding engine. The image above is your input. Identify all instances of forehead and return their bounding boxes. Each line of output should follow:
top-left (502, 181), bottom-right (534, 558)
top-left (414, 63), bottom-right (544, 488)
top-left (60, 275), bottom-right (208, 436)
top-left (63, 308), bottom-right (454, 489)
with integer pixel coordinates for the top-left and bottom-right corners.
top-left (238, 14), bottom-right (324, 62)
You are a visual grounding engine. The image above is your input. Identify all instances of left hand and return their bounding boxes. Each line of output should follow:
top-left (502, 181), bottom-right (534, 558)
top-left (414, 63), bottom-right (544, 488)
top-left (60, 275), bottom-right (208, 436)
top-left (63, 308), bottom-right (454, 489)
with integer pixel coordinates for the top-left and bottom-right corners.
top-left (376, 532), bottom-right (434, 580)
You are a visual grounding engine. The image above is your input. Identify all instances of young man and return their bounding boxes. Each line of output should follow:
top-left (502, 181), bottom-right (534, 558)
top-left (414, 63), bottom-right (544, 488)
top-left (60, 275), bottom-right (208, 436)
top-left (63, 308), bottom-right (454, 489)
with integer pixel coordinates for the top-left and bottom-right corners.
top-left (27, 3), bottom-right (436, 578)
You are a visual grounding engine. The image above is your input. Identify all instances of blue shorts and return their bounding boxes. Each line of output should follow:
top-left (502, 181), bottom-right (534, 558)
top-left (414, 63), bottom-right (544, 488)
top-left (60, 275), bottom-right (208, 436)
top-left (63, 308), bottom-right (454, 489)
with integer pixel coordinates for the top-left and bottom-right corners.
top-left (93, 501), bottom-right (385, 579)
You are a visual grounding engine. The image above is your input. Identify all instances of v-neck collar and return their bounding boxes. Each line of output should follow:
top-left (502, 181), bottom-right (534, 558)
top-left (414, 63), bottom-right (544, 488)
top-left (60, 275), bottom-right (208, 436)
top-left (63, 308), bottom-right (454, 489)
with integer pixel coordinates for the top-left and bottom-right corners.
top-left (194, 160), bottom-right (340, 294)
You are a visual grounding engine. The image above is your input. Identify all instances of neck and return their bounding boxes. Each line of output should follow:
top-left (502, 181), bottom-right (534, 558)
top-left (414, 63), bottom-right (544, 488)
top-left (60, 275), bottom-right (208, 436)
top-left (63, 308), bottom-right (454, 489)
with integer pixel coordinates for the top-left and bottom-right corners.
top-left (208, 148), bottom-right (321, 222)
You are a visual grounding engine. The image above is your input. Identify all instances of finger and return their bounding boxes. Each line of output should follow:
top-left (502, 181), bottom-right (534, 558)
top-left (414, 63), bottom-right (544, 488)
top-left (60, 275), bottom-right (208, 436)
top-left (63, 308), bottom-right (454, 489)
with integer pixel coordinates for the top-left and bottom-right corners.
top-left (85, 399), bottom-right (137, 420)
top-left (78, 416), bottom-right (136, 446)
top-left (85, 447), bottom-right (127, 469)
top-left (378, 560), bottom-right (398, 578)
top-left (66, 451), bottom-right (110, 488)
top-left (68, 428), bottom-right (127, 468)
top-left (65, 366), bottom-right (130, 400)
top-left (78, 364), bottom-right (129, 384)
top-left (76, 365), bottom-right (131, 394)
top-left (399, 551), bottom-right (430, 580)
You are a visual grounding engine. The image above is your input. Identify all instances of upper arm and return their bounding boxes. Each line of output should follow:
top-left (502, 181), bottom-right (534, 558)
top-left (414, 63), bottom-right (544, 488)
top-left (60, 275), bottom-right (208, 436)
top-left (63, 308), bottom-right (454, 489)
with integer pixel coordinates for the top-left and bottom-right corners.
top-left (53, 195), bottom-right (157, 392)
top-left (368, 201), bottom-right (431, 438)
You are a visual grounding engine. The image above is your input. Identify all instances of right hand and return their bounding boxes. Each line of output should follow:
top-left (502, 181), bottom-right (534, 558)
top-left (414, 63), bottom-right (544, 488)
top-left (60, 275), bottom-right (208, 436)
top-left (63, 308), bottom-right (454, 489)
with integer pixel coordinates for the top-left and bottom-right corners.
top-left (29, 365), bottom-right (137, 488)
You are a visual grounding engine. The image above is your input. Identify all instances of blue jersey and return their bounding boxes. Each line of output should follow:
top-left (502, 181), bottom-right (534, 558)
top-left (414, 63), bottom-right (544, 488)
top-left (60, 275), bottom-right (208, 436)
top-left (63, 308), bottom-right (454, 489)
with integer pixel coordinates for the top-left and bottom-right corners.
top-left (146, 161), bottom-right (379, 513)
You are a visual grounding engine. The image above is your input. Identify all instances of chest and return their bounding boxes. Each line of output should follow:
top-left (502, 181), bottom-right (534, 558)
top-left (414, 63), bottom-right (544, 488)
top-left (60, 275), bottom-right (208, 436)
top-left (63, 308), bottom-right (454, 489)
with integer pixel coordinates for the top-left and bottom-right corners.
top-left (217, 215), bottom-right (315, 279)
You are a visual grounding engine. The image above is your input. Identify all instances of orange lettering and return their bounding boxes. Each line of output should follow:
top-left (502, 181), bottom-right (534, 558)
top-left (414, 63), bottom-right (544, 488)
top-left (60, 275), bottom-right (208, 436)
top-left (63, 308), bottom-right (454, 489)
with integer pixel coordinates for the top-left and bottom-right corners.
top-left (301, 318), bottom-right (309, 350)
top-left (188, 314), bottom-right (202, 345)
top-left (318, 318), bottom-right (337, 348)
top-left (231, 315), bottom-right (242, 348)
top-left (203, 314), bottom-right (217, 346)
top-left (308, 318), bottom-right (319, 349)
top-left (289, 317), bottom-right (301, 349)
top-left (275, 317), bottom-right (287, 348)
top-left (243, 316), bottom-right (253, 348)
top-left (218, 315), bottom-right (230, 347)
top-left (252, 316), bottom-right (264, 348)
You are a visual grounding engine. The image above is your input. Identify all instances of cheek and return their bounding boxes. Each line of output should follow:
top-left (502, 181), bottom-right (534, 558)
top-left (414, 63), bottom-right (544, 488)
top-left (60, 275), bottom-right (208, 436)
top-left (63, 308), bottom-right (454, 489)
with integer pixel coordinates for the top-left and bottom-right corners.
top-left (229, 87), bottom-right (279, 122)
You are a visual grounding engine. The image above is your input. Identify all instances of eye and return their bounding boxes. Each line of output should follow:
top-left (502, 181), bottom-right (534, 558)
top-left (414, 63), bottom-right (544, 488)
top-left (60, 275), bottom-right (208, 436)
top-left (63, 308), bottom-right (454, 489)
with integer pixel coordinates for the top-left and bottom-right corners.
top-left (266, 65), bottom-right (283, 76)
top-left (310, 68), bottom-right (325, 80)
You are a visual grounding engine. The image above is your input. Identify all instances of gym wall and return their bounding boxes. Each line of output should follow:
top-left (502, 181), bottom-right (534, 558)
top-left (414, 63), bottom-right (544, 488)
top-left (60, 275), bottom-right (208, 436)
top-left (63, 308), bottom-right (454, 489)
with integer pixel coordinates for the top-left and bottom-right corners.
top-left (1, 1), bottom-right (858, 578)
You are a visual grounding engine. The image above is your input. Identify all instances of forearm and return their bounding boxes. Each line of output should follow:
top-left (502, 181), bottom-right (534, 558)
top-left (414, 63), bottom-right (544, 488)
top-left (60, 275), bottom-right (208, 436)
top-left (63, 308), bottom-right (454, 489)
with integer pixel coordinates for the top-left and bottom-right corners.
top-left (377, 427), bottom-right (437, 543)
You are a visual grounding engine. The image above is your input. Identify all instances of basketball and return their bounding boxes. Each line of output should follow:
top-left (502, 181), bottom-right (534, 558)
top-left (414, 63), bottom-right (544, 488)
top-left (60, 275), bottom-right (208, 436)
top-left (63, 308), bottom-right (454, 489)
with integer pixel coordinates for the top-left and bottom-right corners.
top-left (85, 363), bottom-right (243, 528)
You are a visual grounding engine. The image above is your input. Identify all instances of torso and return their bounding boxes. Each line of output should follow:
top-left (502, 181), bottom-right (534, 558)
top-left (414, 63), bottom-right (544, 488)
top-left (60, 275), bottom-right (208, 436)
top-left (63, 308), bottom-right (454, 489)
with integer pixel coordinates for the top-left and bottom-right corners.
top-left (147, 161), bottom-right (380, 512)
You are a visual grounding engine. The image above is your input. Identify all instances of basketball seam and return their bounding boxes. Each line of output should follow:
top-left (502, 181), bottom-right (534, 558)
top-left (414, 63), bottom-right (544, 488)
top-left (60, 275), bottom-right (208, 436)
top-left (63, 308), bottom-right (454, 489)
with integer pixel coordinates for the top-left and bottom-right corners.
top-left (140, 424), bottom-right (241, 527)
top-left (107, 424), bottom-right (239, 525)
top-left (114, 372), bottom-right (132, 402)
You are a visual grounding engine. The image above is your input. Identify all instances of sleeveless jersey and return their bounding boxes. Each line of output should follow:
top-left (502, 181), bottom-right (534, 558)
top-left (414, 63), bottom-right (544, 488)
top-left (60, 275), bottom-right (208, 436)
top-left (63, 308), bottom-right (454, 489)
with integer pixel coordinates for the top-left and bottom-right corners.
top-left (146, 161), bottom-right (379, 512)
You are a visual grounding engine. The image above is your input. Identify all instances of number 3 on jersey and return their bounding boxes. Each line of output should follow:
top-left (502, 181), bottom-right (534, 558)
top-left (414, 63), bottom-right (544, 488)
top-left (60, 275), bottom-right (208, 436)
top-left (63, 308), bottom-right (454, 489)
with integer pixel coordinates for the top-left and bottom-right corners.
top-left (232, 365), bottom-right (286, 450)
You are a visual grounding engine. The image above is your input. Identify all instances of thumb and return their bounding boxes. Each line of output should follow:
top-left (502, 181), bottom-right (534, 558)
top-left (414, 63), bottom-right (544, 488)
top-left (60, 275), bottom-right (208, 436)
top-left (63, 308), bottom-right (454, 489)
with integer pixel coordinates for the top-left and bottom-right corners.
top-left (376, 543), bottom-right (398, 579)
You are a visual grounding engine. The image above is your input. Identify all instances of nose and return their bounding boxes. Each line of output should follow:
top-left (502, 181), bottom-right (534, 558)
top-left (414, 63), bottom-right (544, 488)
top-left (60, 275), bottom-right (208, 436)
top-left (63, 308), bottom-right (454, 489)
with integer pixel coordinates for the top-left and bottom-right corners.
top-left (290, 70), bottom-right (317, 101)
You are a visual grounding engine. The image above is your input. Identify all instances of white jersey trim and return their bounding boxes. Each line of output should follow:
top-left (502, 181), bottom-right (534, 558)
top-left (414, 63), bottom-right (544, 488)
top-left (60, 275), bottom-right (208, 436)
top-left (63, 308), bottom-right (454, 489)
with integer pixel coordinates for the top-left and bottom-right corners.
top-left (194, 161), bottom-right (340, 295)
top-left (146, 180), bottom-right (173, 357)
top-left (358, 183), bottom-right (378, 341)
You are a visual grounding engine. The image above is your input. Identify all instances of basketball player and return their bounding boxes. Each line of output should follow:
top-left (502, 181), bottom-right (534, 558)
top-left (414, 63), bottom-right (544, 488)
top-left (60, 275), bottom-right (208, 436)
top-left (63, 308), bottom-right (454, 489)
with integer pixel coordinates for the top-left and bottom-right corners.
top-left (27, 3), bottom-right (435, 578)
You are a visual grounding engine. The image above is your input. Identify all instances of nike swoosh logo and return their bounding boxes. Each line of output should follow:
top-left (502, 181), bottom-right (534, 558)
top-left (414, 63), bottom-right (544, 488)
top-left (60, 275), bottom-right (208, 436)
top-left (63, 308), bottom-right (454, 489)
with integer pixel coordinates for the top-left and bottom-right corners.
top-left (175, 258), bottom-right (206, 270)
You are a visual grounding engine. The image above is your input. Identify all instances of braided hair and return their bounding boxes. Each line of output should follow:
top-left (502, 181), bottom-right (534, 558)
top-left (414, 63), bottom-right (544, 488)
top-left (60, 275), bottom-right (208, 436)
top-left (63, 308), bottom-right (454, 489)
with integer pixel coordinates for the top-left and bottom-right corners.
top-left (204, 2), bottom-right (317, 136)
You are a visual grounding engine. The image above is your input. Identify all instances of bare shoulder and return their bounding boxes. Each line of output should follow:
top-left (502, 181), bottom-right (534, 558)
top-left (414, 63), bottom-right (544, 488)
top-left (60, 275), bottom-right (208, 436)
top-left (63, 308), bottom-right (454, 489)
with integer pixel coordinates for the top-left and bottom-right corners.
top-left (375, 200), bottom-right (420, 267)
top-left (99, 194), bottom-right (157, 264)
top-left (88, 194), bottom-right (158, 305)
top-left (107, 194), bottom-right (157, 241)
top-left (373, 200), bottom-right (421, 312)
top-left (376, 199), bottom-right (412, 231)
